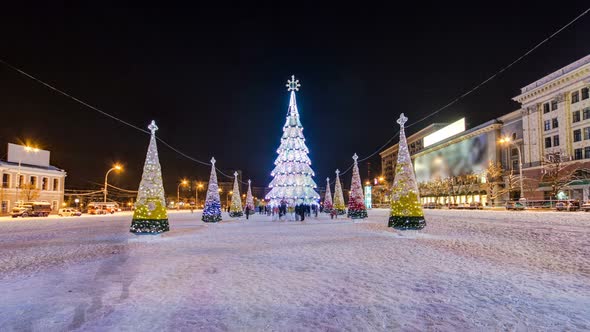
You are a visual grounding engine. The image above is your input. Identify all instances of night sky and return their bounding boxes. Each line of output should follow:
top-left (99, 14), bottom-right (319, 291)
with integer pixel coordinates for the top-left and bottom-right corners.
top-left (1, 2), bottom-right (589, 194)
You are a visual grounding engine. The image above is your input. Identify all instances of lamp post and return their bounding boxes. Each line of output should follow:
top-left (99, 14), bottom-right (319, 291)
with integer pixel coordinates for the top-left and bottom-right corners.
top-left (499, 137), bottom-right (524, 201)
top-left (195, 182), bottom-right (204, 209)
top-left (177, 179), bottom-right (188, 210)
top-left (227, 191), bottom-right (233, 209)
top-left (104, 164), bottom-right (122, 203)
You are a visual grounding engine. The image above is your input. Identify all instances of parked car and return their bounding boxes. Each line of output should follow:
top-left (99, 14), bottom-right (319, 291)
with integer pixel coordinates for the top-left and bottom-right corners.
top-left (11, 202), bottom-right (52, 218)
top-left (506, 201), bottom-right (525, 210)
top-left (58, 208), bottom-right (82, 217)
top-left (423, 202), bottom-right (441, 209)
top-left (555, 200), bottom-right (580, 211)
top-left (582, 201), bottom-right (590, 212)
top-left (468, 202), bottom-right (483, 210)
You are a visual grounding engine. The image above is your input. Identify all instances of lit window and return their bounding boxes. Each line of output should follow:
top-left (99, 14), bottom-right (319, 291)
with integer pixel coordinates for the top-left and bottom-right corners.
top-left (544, 120), bottom-right (551, 131)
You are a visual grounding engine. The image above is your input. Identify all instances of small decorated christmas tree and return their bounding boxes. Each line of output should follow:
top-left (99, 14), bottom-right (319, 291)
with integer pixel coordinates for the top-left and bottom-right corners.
top-left (202, 157), bottom-right (222, 223)
top-left (130, 121), bottom-right (169, 234)
top-left (323, 177), bottom-right (333, 213)
top-left (333, 169), bottom-right (346, 215)
top-left (229, 172), bottom-right (244, 218)
top-left (347, 153), bottom-right (368, 219)
top-left (389, 113), bottom-right (426, 229)
top-left (245, 179), bottom-right (255, 212)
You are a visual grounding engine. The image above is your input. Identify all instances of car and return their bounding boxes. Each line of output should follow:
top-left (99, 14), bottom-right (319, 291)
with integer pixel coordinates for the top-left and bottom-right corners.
top-left (423, 202), bottom-right (441, 209)
top-left (11, 202), bottom-right (52, 217)
top-left (582, 202), bottom-right (590, 212)
top-left (468, 202), bottom-right (483, 210)
top-left (58, 208), bottom-right (82, 217)
top-left (555, 200), bottom-right (580, 212)
top-left (506, 201), bottom-right (525, 210)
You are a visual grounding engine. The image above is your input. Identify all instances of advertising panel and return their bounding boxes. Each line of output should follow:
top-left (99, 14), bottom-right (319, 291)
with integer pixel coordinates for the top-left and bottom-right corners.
top-left (414, 133), bottom-right (488, 183)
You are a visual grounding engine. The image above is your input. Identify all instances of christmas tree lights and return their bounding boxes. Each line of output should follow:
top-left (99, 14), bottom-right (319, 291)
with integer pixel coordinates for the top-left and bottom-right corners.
top-left (389, 113), bottom-right (426, 229)
top-left (229, 172), bottom-right (244, 218)
top-left (333, 169), bottom-right (346, 215)
top-left (245, 179), bottom-right (255, 212)
top-left (130, 120), bottom-right (169, 234)
top-left (347, 153), bottom-right (368, 219)
top-left (266, 75), bottom-right (320, 206)
top-left (323, 177), bottom-right (333, 213)
top-left (202, 157), bottom-right (222, 223)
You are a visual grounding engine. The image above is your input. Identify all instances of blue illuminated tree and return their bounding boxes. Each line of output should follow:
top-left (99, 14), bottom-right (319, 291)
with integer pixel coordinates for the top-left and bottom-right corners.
top-left (202, 157), bottom-right (222, 223)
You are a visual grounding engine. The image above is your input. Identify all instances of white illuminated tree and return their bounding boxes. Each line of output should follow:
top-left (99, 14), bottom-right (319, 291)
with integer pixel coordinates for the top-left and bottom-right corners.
top-left (130, 120), bottom-right (169, 233)
top-left (229, 172), bottom-right (243, 218)
top-left (202, 157), bottom-right (222, 223)
top-left (266, 75), bottom-right (320, 206)
top-left (245, 179), bottom-right (255, 212)
top-left (323, 177), bottom-right (333, 213)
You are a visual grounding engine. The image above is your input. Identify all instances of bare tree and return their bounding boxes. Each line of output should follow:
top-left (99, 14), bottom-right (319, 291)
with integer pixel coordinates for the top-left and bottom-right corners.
top-left (542, 151), bottom-right (577, 198)
top-left (483, 161), bottom-right (506, 206)
top-left (19, 183), bottom-right (40, 202)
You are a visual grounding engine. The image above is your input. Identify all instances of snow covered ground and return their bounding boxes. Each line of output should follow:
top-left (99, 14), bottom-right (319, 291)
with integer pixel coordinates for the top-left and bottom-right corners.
top-left (1, 208), bottom-right (589, 331)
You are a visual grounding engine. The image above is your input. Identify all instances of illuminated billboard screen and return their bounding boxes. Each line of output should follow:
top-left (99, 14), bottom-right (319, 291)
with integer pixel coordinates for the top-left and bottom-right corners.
top-left (364, 186), bottom-right (372, 209)
top-left (414, 132), bottom-right (488, 183)
top-left (423, 118), bottom-right (465, 147)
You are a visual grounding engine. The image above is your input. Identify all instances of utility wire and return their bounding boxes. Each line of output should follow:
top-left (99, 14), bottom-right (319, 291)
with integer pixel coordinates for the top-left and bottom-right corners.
top-left (1, 6), bottom-right (588, 188)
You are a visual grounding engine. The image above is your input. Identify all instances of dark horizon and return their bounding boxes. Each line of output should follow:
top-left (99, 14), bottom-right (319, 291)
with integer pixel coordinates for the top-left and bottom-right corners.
top-left (1, 2), bottom-right (589, 195)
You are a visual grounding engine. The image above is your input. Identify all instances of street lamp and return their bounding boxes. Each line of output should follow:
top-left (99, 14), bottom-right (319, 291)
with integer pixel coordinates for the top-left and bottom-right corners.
top-left (227, 191), bottom-right (233, 209)
top-left (499, 136), bottom-right (524, 201)
top-left (177, 179), bottom-right (188, 210)
top-left (104, 164), bottom-right (122, 203)
top-left (195, 182), bottom-right (204, 209)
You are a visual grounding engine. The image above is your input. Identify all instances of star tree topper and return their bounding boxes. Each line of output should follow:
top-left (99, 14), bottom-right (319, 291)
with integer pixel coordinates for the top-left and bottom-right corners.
top-left (397, 113), bottom-right (408, 128)
top-left (353, 153), bottom-right (358, 162)
top-left (211, 157), bottom-right (216, 165)
top-left (148, 120), bottom-right (158, 135)
top-left (286, 75), bottom-right (301, 91)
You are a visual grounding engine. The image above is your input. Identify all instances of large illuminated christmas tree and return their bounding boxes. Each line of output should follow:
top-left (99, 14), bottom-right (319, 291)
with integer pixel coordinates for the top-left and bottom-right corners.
top-left (229, 172), bottom-right (243, 218)
top-left (130, 120), bottom-right (169, 234)
top-left (245, 179), bottom-right (255, 212)
top-left (333, 169), bottom-right (346, 215)
top-left (323, 177), bottom-right (333, 213)
top-left (266, 75), bottom-right (320, 206)
top-left (389, 113), bottom-right (426, 229)
top-left (202, 157), bottom-right (222, 223)
top-left (347, 153), bottom-right (368, 219)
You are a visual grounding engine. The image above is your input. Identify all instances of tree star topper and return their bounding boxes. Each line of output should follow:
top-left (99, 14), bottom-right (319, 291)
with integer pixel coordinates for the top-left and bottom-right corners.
top-left (211, 157), bottom-right (216, 165)
top-left (353, 153), bottom-right (358, 162)
top-left (148, 120), bottom-right (158, 135)
top-left (286, 75), bottom-right (301, 91)
top-left (234, 171), bottom-right (238, 177)
top-left (397, 113), bottom-right (408, 128)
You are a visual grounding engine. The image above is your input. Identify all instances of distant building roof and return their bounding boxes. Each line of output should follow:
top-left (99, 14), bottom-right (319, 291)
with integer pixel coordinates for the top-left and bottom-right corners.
top-left (0, 160), bottom-right (65, 173)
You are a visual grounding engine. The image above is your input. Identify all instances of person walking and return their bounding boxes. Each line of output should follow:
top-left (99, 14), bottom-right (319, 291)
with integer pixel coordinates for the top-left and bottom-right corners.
top-left (245, 206), bottom-right (250, 220)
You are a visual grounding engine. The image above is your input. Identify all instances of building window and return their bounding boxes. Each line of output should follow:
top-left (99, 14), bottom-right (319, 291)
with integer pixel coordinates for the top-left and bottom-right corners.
top-left (584, 108), bottom-right (590, 120)
top-left (583, 87), bottom-right (589, 100)
top-left (551, 100), bottom-right (558, 111)
top-left (544, 120), bottom-right (551, 131)
top-left (545, 137), bottom-right (552, 148)
top-left (573, 110), bottom-right (581, 123)
top-left (511, 133), bottom-right (517, 140)
top-left (573, 129), bottom-right (582, 142)
top-left (572, 91), bottom-right (580, 103)
top-left (53, 179), bottom-right (59, 191)
top-left (1, 201), bottom-right (8, 214)
top-left (30, 176), bottom-right (37, 187)
top-left (543, 103), bottom-right (550, 113)
top-left (17, 175), bottom-right (24, 188)
top-left (553, 135), bottom-right (559, 147)
top-left (574, 148), bottom-right (583, 160)
top-left (2, 174), bottom-right (9, 188)
top-left (552, 118), bottom-right (558, 129)
top-left (585, 147), bottom-right (590, 159)
top-left (52, 200), bottom-right (58, 212)
top-left (511, 148), bottom-right (518, 156)
top-left (585, 127), bottom-right (590, 140)
top-left (42, 177), bottom-right (48, 190)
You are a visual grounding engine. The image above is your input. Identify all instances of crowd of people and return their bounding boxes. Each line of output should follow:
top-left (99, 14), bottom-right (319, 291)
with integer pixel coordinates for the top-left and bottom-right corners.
top-left (251, 201), bottom-right (321, 221)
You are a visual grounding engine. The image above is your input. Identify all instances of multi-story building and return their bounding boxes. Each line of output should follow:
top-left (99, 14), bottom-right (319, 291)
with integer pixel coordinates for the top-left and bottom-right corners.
top-left (514, 54), bottom-right (590, 201)
top-left (0, 143), bottom-right (67, 214)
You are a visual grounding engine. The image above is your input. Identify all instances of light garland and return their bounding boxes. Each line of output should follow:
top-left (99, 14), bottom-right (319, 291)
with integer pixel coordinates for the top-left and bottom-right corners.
top-left (332, 169), bottom-right (346, 215)
top-left (202, 157), bottom-right (222, 223)
top-left (323, 177), bottom-right (333, 213)
top-left (347, 154), bottom-right (368, 219)
top-left (229, 172), bottom-right (244, 218)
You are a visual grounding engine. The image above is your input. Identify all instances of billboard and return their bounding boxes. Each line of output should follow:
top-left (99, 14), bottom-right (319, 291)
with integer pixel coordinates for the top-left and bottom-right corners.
top-left (364, 185), bottom-right (372, 209)
top-left (423, 118), bottom-right (465, 147)
top-left (414, 132), bottom-right (489, 183)
top-left (7, 143), bottom-right (50, 167)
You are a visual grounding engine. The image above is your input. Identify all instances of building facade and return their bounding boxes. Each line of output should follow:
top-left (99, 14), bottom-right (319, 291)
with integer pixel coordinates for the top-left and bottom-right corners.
top-left (0, 143), bottom-right (67, 214)
top-left (514, 54), bottom-right (590, 201)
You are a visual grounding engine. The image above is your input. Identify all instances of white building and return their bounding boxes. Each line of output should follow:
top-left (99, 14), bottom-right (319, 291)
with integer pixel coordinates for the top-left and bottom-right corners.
top-left (0, 143), bottom-right (67, 214)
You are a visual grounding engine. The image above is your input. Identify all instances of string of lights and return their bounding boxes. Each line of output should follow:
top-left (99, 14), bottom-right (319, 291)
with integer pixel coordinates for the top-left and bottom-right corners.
top-left (0, 6), bottom-right (587, 191)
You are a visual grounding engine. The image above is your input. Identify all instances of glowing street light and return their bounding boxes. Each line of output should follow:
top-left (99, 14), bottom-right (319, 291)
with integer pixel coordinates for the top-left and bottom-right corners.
top-left (499, 136), bottom-right (524, 201)
top-left (177, 179), bottom-right (188, 210)
top-left (104, 164), bottom-right (123, 203)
